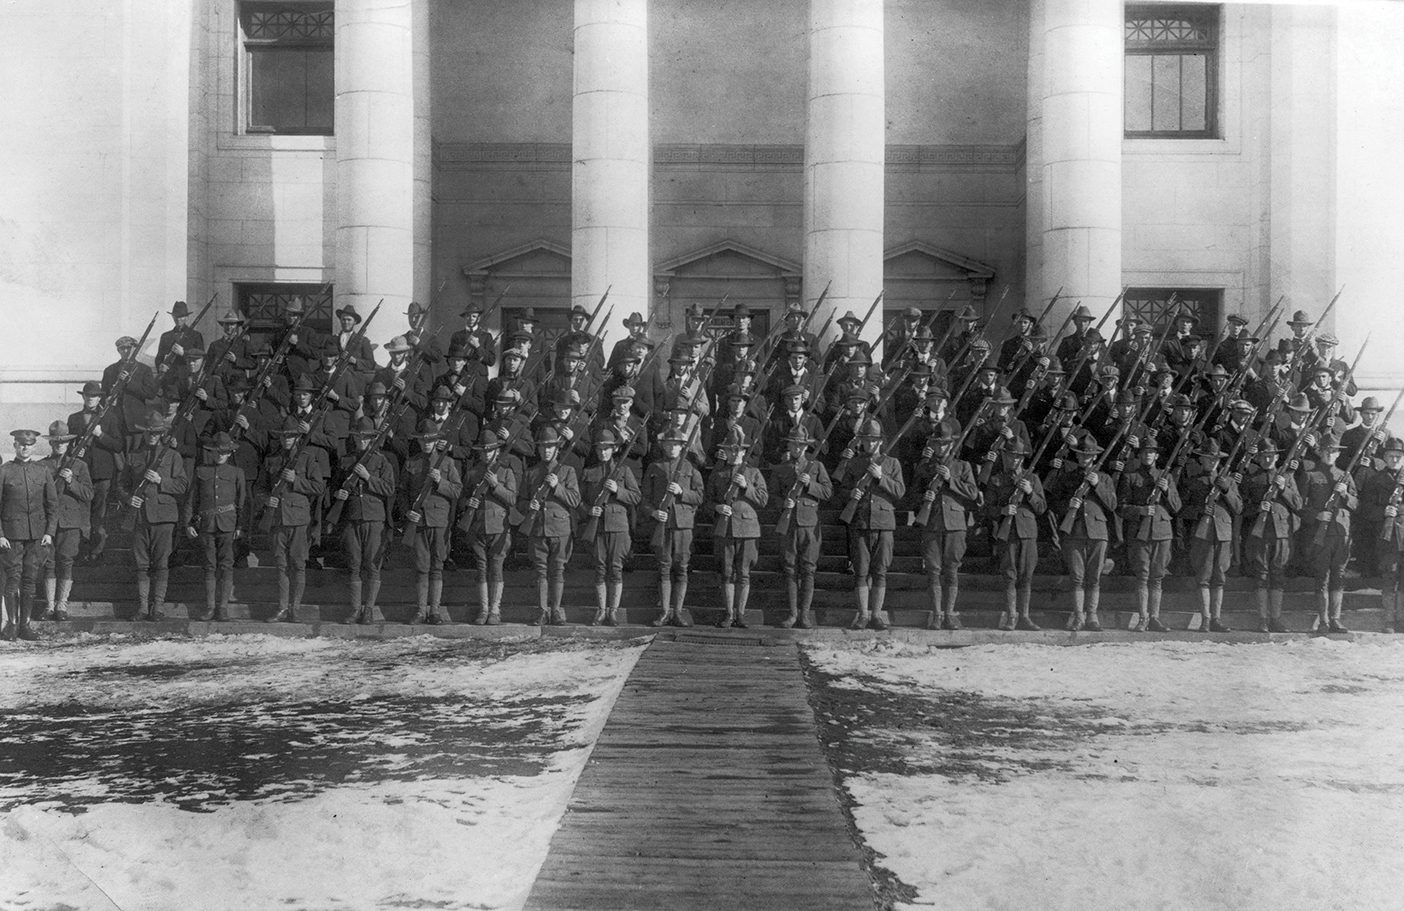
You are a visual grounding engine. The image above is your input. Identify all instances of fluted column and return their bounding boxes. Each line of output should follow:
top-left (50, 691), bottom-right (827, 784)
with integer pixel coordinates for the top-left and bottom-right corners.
top-left (1038, 0), bottom-right (1123, 323)
top-left (572, 0), bottom-right (648, 351)
top-left (803, 0), bottom-right (885, 356)
top-left (335, 0), bottom-right (420, 349)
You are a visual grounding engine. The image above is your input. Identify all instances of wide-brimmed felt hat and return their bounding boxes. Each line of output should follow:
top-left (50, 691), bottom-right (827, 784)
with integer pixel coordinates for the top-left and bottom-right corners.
top-left (170, 300), bottom-right (191, 318)
top-left (1115, 388), bottom-right (1140, 406)
top-left (349, 416), bottom-right (380, 438)
top-left (474, 435), bottom-right (505, 452)
top-left (1287, 309), bottom-right (1312, 327)
top-left (414, 419), bottom-right (444, 441)
top-left (729, 332), bottom-right (756, 348)
top-left (569, 304), bottom-right (591, 321)
top-left (202, 431), bottom-right (237, 453)
top-left (431, 385), bottom-right (457, 404)
top-left (535, 426), bottom-right (564, 448)
top-left (335, 304), bottom-right (363, 324)
top-left (134, 411), bottom-right (172, 432)
top-left (292, 374), bottom-right (319, 394)
top-left (1167, 393), bottom-right (1194, 408)
top-left (514, 308), bottom-right (539, 324)
top-left (1192, 437), bottom-right (1227, 459)
top-left (1287, 393), bottom-right (1313, 413)
top-left (216, 309), bottom-right (246, 325)
top-left (385, 335), bottom-right (414, 354)
top-left (446, 341), bottom-right (471, 360)
top-left (549, 387), bottom-right (581, 408)
top-left (1072, 432), bottom-right (1104, 456)
top-left (1383, 437), bottom-right (1404, 455)
top-left (623, 311), bottom-right (648, 328)
top-left (406, 300), bottom-right (429, 318)
top-left (494, 388), bottom-right (521, 406)
top-left (1071, 304), bottom-right (1094, 320)
top-left (1360, 396), bottom-right (1384, 412)
top-left (837, 311), bottom-right (862, 327)
top-left (45, 420), bottom-right (75, 442)
top-left (460, 300), bottom-right (482, 317)
top-left (78, 380), bottom-right (104, 397)
top-left (990, 386), bottom-right (1017, 406)
top-left (785, 425), bottom-right (815, 445)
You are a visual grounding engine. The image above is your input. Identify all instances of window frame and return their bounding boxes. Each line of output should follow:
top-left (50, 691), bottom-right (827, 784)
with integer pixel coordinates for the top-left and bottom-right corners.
top-left (1124, 4), bottom-right (1221, 140)
top-left (1122, 287), bottom-right (1224, 340)
top-left (238, 1), bottom-right (335, 137)
top-left (235, 282), bottom-right (335, 335)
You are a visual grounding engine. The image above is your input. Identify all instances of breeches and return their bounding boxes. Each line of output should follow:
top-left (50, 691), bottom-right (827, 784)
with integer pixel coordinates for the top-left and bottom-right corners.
top-left (1312, 533), bottom-right (1351, 591)
top-left (1244, 533), bottom-right (1291, 589)
top-left (1190, 537), bottom-right (1232, 586)
top-left (530, 534), bottom-right (572, 582)
top-left (1060, 537), bottom-right (1107, 589)
top-left (413, 525), bottom-right (450, 576)
top-left (471, 531), bottom-right (511, 580)
top-left (41, 529), bottom-right (82, 578)
top-left (922, 530), bottom-right (967, 584)
top-left (132, 523), bottom-right (175, 575)
top-left (1, 539), bottom-right (46, 596)
top-left (1128, 539), bottom-right (1172, 585)
top-left (274, 524), bottom-right (310, 573)
top-left (849, 528), bottom-right (893, 585)
top-left (656, 528), bottom-right (693, 579)
top-left (203, 532), bottom-right (236, 576)
top-left (593, 531), bottom-right (630, 584)
top-left (341, 521), bottom-right (386, 579)
top-left (715, 537), bottom-right (758, 584)
top-left (779, 525), bottom-right (821, 580)
top-left (1000, 537), bottom-right (1038, 587)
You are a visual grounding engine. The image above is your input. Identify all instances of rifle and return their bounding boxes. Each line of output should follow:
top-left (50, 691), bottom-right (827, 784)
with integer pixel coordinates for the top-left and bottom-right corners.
top-left (453, 415), bottom-right (535, 541)
top-left (1057, 418), bottom-right (1131, 535)
top-left (579, 408), bottom-right (653, 544)
top-left (1317, 334), bottom-right (1370, 429)
top-left (1247, 404), bottom-right (1325, 539)
top-left (158, 292), bottom-right (219, 372)
top-left (1000, 286), bottom-right (1064, 385)
top-left (68, 310), bottom-right (159, 470)
top-left (913, 400), bottom-right (988, 528)
top-left (1285, 286), bottom-right (1345, 389)
top-left (992, 418), bottom-right (1063, 543)
top-left (1308, 386), bottom-right (1404, 547)
top-left (1061, 300), bottom-right (1120, 399)
top-left (583, 286), bottom-right (612, 335)
top-left (649, 416), bottom-right (706, 551)
top-left (323, 395), bottom-right (414, 529)
top-left (1189, 432), bottom-right (1253, 541)
top-left (838, 408), bottom-right (922, 526)
top-left (711, 404), bottom-right (774, 535)
top-left (1037, 388), bottom-right (1111, 487)
top-left (774, 406), bottom-right (851, 538)
top-left (479, 281), bottom-right (514, 328)
top-left (887, 288), bottom-right (961, 371)
top-left (230, 305), bottom-right (312, 439)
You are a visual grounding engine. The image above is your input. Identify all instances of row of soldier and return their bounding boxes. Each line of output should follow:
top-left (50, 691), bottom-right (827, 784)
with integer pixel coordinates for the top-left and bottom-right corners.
top-left (1, 289), bottom-right (1399, 640)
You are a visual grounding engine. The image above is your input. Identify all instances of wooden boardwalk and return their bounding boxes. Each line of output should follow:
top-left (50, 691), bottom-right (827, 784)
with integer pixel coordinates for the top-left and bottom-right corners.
top-left (524, 633), bottom-right (876, 911)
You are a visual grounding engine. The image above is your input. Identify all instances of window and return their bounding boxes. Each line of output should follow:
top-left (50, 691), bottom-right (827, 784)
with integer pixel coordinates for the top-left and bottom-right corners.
top-left (237, 283), bottom-right (334, 333)
top-left (1124, 5), bottom-right (1219, 138)
top-left (240, 3), bottom-right (334, 135)
top-left (1123, 288), bottom-right (1223, 337)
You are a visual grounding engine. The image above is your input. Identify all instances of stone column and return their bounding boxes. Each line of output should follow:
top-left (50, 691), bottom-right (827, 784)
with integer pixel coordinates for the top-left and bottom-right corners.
top-left (803, 0), bottom-right (885, 356)
top-left (335, 0), bottom-right (419, 350)
top-left (412, 0), bottom-right (433, 310)
top-left (572, 0), bottom-right (648, 352)
top-left (1038, 0), bottom-right (1123, 323)
top-left (1024, 0), bottom-right (1046, 313)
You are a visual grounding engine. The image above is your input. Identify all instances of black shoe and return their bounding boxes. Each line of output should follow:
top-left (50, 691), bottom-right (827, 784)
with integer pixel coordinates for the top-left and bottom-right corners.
top-left (1066, 615), bottom-right (1084, 631)
top-left (1084, 617), bottom-right (1102, 632)
top-left (1258, 619), bottom-right (1272, 633)
top-left (34, 609), bottom-right (53, 622)
top-left (1016, 616), bottom-right (1041, 631)
top-left (1268, 617), bottom-right (1290, 633)
top-left (266, 607), bottom-right (289, 623)
top-left (0, 623), bottom-right (14, 641)
top-left (734, 614), bottom-right (749, 629)
top-left (651, 612), bottom-right (669, 628)
top-left (52, 609), bottom-right (69, 622)
top-left (717, 615), bottom-right (733, 629)
top-left (669, 613), bottom-right (691, 628)
top-left (1209, 619), bottom-right (1232, 633)
top-left (944, 614), bottom-right (963, 631)
top-left (424, 614), bottom-right (442, 626)
top-left (1328, 619), bottom-right (1349, 634)
top-left (17, 625), bottom-right (39, 642)
top-left (1147, 617), bottom-right (1170, 632)
top-left (143, 610), bottom-right (165, 623)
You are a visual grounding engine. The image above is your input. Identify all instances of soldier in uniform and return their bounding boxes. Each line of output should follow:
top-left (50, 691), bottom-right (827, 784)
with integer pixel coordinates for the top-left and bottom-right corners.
top-left (274, 298), bottom-right (324, 383)
top-left (1048, 432), bottom-right (1117, 631)
top-left (580, 427), bottom-right (640, 626)
top-left (449, 300), bottom-right (498, 380)
top-left (156, 300), bottom-right (206, 374)
top-left (834, 418), bottom-right (905, 630)
top-left (766, 338), bottom-right (818, 405)
top-left (185, 431), bottom-right (245, 622)
top-left (1302, 333), bottom-right (1356, 396)
top-left (1119, 437), bottom-right (1180, 632)
top-left (483, 343), bottom-right (536, 417)
top-left (37, 421), bottom-right (92, 622)
top-left (331, 418), bottom-right (396, 624)
top-left (1241, 439), bottom-right (1302, 633)
top-left (1365, 437), bottom-right (1404, 633)
top-left (261, 415), bottom-right (326, 623)
top-left (706, 426), bottom-right (768, 628)
top-left (331, 303), bottom-right (378, 381)
top-left (985, 435), bottom-right (1046, 631)
top-left (963, 386), bottom-right (1030, 483)
top-left (403, 300), bottom-right (445, 369)
top-left (643, 426), bottom-right (705, 627)
top-left (770, 425), bottom-right (832, 629)
top-left (1159, 311), bottom-right (1202, 380)
top-left (768, 300), bottom-right (819, 372)
top-left (122, 410), bottom-right (189, 621)
top-left (207, 309), bottom-right (251, 385)
top-left (1299, 437), bottom-right (1357, 633)
top-left (1054, 304), bottom-right (1097, 367)
top-left (940, 305), bottom-right (981, 363)
top-left (401, 421), bottom-right (462, 625)
top-left (1180, 439), bottom-right (1243, 632)
top-left (713, 386), bottom-right (766, 466)
top-left (460, 435), bottom-right (519, 626)
top-left (0, 429), bottom-right (56, 640)
top-left (376, 335), bottom-right (432, 416)
top-left (68, 380), bottom-right (124, 564)
top-left (520, 427), bottom-right (581, 626)
top-left (1351, 406), bottom-right (1392, 578)
top-left (760, 384), bottom-right (817, 467)
top-left (608, 311), bottom-right (651, 369)
top-left (104, 335), bottom-right (157, 454)
top-left (911, 423), bottom-right (979, 631)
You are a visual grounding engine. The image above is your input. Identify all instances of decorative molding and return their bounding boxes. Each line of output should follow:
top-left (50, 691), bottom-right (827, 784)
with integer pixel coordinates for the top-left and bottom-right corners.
top-left (654, 239), bottom-right (801, 278)
top-left (433, 141), bottom-right (1025, 173)
top-left (884, 241), bottom-right (998, 300)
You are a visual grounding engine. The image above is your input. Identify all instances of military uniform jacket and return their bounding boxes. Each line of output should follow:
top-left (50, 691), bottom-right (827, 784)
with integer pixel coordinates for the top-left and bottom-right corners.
top-left (769, 458), bottom-right (834, 529)
top-left (41, 454), bottom-right (93, 534)
top-left (1048, 467), bottom-right (1118, 540)
top-left (451, 328), bottom-right (498, 372)
top-left (375, 362), bottom-right (432, 416)
top-left (580, 462), bottom-right (641, 533)
top-left (1179, 467), bottom-right (1243, 541)
top-left (1241, 466), bottom-right (1303, 539)
top-left (460, 460), bottom-right (519, 536)
top-left (910, 457), bottom-right (980, 534)
top-left (1339, 423), bottom-right (1385, 474)
top-left (208, 333), bottom-right (252, 380)
top-left (102, 359), bottom-right (155, 432)
top-left (259, 448), bottom-right (324, 528)
top-left (332, 330), bottom-right (378, 377)
top-left (834, 453), bottom-right (906, 531)
top-left (0, 458), bottom-right (58, 540)
top-left (982, 470), bottom-right (1047, 538)
top-left (67, 409), bottom-right (124, 481)
top-left (1298, 459), bottom-right (1357, 535)
top-left (121, 446), bottom-right (189, 526)
top-left (156, 325), bottom-right (205, 371)
top-left (963, 417), bottom-right (1031, 468)
top-left (188, 462), bottom-right (247, 535)
top-left (333, 450), bottom-right (396, 524)
top-left (310, 368), bottom-right (366, 444)
top-left (642, 457), bottom-right (705, 530)
top-left (276, 326), bottom-right (325, 382)
top-left (400, 453), bottom-right (463, 529)
top-left (707, 464), bottom-right (768, 538)
top-left (520, 461), bottom-right (581, 537)
top-left (1117, 467), bottom-right (1181, 540)
top-left (1362, 468), bottom-right (1404, 548)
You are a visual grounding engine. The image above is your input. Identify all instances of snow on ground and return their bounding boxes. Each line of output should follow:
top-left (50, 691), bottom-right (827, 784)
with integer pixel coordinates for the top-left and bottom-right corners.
top-left (805, 638), bottom-right (1404, 911)
top-left (0, 633), bottom-right (646, 911)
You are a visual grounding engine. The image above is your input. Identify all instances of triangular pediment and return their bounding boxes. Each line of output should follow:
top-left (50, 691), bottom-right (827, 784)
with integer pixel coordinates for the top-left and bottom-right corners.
top-left (463, 239), bottom-right (572, 279)
top-left (654, 240), bottom-right (801, 279)
top-left (884, 241), bottom-right (996, 281)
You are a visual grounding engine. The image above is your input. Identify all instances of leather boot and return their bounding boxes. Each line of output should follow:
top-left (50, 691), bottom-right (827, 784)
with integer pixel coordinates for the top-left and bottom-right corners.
top-left (1196, 585), bottom-right (1212, 632)
top-left (202, 576), bottom-right (219, 622)
top-left (1314, 588), bottom-right (1330, 633)
top-left (869, 583), bottom-right (889, 630)
top-left (734, 581), bottom-right (751, 628)
top-left (216, 575), bottom-right (233, 622)
top-left (428, 578), bottom-right (446, 624)
top-left (592, 582), bottom-right (608, 626)
top-left (607, 582), bottom-right (623, 626)
top-left (148, 571), bottom-right (168, 621)
top-left (943, 582), bottom-right (963, 630)
top-left (549, 579), bottom-right (567, 625)
top-left (475, 581), bottom-right (492, 625)
top-left (1209, 587), bottom-right (1231, 632)
top-left (925, 578), bottom-right (942, 630)
top-left (798, 576), bottom-right (815, 629)
top-left (1268, 588), bottom-right (1289, 633)
top-left (1015, 586), bottom-right (1040, 630)
top-left (17, 593), bottom-right (39, 640)
top-left (54, 578), bottom-right (74, 622)
top-left (653, 577), bottom-right (672, 627)
top-left (410, 577), bottom-right (429, 624)
top-left (1134, 584), bottom-right (1149, 631)
top-left (850, 585), bottom-right (870, 629)
top-left (1146, 584), bottom-right (1168, 632)
top-left (268, 572), bottom-right (290, 622)
top-left (346, 579), bottom-right (364, 625)
top-left (488, 579), bottom-right (503, 624)
top-left (1083, 588), bottom-right (1100, 631)
top-left (1257, 588), bottom-right (1272, 633)
top-left (781, 578), bottom-right (799, 629)
top-left (999, 586), bottom-right (1017, 631)
top-left (670, 576), bottom-right (691, 626)
top-left (534, 578), bottom-right (550, 626)
top-left (1384, 591), bottom-right (1398, 634)
top-left (364, 579), bottom-right (383, 623)
top-left (1328, 588), bottom-right (1348, 633)
top-left (37, 577), bottom-right (56, 621)
top-left (289, 570), bottom-right (306, 623)
top-left (718, 583), bottom-right (735, 628)
top-left (1066, 588), bottom-right (1085, 631)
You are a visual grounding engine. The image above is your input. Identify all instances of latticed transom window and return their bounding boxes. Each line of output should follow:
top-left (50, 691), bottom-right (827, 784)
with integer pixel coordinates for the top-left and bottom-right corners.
top-left (240, 2), bottom-right (334, 135)
top-left (1124, 5), bottom-right (1219, 138)
top-left (1123, 288), bottom-right (1223, 339)
top-left (236, 283), bottom-right (333, 332)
